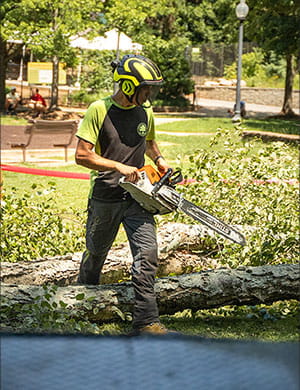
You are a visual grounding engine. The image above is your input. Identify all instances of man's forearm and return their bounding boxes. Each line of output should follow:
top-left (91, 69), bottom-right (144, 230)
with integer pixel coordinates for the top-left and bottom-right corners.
top-left (145, 140), bottom-right (165, 163)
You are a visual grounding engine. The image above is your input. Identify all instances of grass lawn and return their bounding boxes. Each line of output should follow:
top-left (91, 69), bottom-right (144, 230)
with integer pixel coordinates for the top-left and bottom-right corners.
top-left (156, 117), bottom-right (235, 133)
top-left (156, 116), bottom-right (300, 135)
top-left (1, 115), bottom-right (28, 126)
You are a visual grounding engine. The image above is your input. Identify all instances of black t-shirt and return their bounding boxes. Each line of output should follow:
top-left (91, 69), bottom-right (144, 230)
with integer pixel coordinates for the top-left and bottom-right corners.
top-left (76, 96), bottom-right (155, 201)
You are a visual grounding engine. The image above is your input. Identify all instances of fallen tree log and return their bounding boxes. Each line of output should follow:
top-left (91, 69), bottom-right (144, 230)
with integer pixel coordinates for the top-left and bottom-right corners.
top-left (0, 223), bottom-right (221, 285)
top-left (1, 264), bottom-right (299, 322)
top-left (242, 130), bottom-right (300, 144)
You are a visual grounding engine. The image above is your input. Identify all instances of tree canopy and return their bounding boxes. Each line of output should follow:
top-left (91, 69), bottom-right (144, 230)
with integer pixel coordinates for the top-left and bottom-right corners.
top-left (1, 0), bottom-right (299, 112)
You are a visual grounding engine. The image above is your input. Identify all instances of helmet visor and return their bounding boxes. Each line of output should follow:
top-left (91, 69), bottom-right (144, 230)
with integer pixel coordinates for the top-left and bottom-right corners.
top-left (135, 84), bottom-right (162, 106)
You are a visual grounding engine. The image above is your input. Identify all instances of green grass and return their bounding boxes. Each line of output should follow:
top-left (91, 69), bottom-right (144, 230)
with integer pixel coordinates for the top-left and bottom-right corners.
top-left (243, 118), bottom-right (300, 135)
top-left (1, 115), bottom-right (28, 125)
top-left (156, 117), bottom-right (300, 135)
top-left (156, 117), bottom-right (235, 133)
top-left (72, 302), bottom-right (300, 341)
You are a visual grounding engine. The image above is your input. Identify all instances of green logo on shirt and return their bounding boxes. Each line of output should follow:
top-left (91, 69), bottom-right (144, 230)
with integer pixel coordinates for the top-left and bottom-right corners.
top-left (137, 122), bottom-right (147, 137)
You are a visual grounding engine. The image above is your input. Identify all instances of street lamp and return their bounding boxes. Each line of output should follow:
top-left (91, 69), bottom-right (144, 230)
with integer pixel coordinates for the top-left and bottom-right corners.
top-left (232, 0), bottom-right (249, 123)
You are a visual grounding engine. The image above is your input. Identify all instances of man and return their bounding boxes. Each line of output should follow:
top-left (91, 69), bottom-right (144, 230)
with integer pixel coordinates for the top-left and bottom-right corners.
top-left (75, 54), bottom-right (172, 335)
top-left (5, 87), bottom-right (20, 114)
top-left (29, 88), bottom-right (47, 116)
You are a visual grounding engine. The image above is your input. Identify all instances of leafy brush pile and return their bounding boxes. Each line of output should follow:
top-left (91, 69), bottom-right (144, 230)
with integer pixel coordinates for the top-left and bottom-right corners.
top-left (168, 127), bottom-right (299, 267)
top-left (1, 183), bottom-right (85, 262)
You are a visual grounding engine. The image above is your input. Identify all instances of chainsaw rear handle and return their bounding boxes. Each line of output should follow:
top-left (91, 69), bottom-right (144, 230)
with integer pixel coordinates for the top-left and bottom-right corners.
top-left (151, 168), bottom-right (183, 195)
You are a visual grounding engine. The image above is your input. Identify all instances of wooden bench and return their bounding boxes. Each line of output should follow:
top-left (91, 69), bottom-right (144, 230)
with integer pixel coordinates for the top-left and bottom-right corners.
top-left (11, 119), bottom-right (79, 162)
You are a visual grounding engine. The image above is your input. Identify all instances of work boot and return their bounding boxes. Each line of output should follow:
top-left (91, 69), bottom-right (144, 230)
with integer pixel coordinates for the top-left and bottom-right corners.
top-left (139, 322), bottom-right (168, 335)
top-left (129, 322), bottom-right (178, 336)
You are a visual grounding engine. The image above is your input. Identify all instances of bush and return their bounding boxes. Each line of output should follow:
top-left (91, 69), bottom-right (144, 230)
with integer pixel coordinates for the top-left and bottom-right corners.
top-left (143, 36), bottom-right (194, 106)
top-left (1, 184), bottom-right (85, 262)
top-left (224, 49), bottom-right (299, 89)
top-left (168, 127), bottom-right (299, 267)
top-left (68, 90), bottom-right (110, 106)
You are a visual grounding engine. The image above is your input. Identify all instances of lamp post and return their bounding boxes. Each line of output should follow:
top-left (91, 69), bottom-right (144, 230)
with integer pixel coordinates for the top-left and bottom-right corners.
top-left (232, 0), bottom-right (249, 123)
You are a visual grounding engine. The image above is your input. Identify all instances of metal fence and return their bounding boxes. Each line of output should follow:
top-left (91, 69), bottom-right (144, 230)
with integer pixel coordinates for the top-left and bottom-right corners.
top-left (190, 42), bottom-right (256, 77)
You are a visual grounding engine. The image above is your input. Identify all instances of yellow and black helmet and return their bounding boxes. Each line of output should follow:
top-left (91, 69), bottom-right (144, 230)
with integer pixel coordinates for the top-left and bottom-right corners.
top-left (112, 54), bottom-right (163, 104)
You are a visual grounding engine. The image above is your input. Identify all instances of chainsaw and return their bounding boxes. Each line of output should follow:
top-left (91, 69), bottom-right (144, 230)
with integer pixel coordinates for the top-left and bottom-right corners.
top-left (119, 165), bottom-right (246, 246)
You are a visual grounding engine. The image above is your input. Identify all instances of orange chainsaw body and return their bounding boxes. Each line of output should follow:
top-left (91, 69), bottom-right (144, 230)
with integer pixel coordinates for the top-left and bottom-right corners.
top-left (138, 165), bottom-right (162, 185)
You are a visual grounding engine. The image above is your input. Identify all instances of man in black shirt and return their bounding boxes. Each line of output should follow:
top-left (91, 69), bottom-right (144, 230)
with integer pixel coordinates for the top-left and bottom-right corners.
top-left (75, 55), bottom-right (172, 335)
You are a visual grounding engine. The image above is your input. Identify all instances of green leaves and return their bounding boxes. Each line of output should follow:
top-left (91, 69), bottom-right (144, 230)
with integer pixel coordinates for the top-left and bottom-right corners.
top-left (172, 128), bottom-right (299, 267)
top-left (1, 184), bottom-right (85, 262)
top-left (0, 285), bottom-right (102, 334)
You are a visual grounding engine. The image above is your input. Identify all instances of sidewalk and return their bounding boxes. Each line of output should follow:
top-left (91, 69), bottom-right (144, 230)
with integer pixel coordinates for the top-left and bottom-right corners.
top-left (197, 98), bottom-right (283, 115)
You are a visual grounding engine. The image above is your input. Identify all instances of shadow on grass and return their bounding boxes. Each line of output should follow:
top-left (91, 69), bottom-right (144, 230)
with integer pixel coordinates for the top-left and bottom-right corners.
top-left (244, 118), bottom-right (300, 135)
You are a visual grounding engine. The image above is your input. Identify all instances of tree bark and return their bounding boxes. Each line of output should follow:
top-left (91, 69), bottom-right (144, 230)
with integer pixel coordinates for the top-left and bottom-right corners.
top-left (281, 54), bottom-right (295, 115)
top-left (1, 264), bottom-right (299, 322)
top-left (50, 55), bottom-right (59, 109)
top-left (0, 39), bottom-right (23, 113)
top-left (0, 37), bottom-right (8, 113)
top-left (0, 223), bottom-right (219, 286)
top-left (50, 8), bottom-right (59, 109)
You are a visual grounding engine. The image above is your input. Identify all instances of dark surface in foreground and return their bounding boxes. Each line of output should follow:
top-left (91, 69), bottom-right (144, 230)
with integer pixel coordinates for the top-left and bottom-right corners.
top-left (1, 334), bottom-right (299, 390)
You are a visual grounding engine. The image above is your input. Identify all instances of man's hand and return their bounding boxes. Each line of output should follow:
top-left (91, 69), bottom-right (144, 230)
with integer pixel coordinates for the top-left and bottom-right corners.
top-left (156, 157), bottom-right (172, 175)
top-left (116, 162), bottom-right (140, 183)
top-left (76, 139), bottom-right (140, 183)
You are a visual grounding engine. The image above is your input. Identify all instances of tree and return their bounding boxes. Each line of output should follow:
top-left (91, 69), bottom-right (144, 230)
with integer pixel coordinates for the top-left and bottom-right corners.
top-left (246, 0), bottom-right (300, 115)
top-left (0, 0), bottom-right (104, 111)
top-left (102, 0), bottom-right (194, 105)
top-left (0, 1), bottom-right (25, 112)
top-left (1, 264), bottom-right (299, 323)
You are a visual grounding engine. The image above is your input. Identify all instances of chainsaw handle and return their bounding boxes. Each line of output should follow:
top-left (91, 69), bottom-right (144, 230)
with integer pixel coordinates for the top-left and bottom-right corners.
top-left (169, 170), bottom-right (183, 186)
top-left (151, 168), bottom-right (173, 195)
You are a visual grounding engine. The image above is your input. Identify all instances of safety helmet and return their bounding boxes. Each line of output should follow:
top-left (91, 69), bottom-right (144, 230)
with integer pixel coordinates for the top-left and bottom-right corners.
top-left (111, 54), bottom-right (163, 105)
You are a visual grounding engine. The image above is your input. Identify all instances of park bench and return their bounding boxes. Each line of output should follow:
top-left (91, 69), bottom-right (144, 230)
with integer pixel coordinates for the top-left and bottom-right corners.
top-left (11, 119), bottom-right (79, 162)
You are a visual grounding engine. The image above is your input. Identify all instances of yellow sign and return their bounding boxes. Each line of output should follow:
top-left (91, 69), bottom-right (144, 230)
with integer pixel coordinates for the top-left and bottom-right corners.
top-left (27, 62), bottom-right (67, 84)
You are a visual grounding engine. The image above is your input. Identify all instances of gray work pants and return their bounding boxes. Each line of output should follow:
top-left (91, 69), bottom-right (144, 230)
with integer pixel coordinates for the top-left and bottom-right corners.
top-left (78, 198), bottom-right (159, 328)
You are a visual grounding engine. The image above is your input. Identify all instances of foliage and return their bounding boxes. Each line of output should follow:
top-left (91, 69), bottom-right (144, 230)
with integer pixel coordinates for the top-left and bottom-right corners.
top-left (143, 37), bottom-right (194, 106)
top-left (246, 0), bottom-right (300, 58)
top-left (68, 90), bottom-right (110, 106)
top-left (183, 0), bottom-right (237, 45)
top-left (78, 50), bottom-right (117, 93)
top-left (167, 127), bottom-right (299, 267)
top-left (0, 286), bottom-right (102, 334)
top-left (1, 0), bottom-right (105, 108)
top-left (1, 183), bottom-right (85, 262)
top-left (224, 48), bottom-right (299, 89)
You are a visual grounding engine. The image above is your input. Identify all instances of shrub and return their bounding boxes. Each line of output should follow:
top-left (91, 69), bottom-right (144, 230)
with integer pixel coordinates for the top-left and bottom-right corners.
top-left (1, 184), bottom-right (85, 262)
top-left (168, 127), bottom-right (299, 267)
top-left (68, 90), bottom-right (110, 106)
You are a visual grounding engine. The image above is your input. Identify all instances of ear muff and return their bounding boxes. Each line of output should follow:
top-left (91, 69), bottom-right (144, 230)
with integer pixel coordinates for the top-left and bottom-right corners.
top-left (121, 80), bottom-right (135, 96)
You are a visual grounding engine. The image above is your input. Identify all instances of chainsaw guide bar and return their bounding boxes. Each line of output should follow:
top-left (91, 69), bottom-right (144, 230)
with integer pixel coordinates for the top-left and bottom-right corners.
top-left (119, 165), bottom-right (246, 246)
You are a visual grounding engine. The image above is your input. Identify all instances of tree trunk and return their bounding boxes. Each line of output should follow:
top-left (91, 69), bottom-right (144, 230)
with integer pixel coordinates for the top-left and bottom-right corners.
top-left (0, 37), bottom-right (8, 113)
top-left (50, 8), bottom-right (59, 109)
top-left (1, 264), bottom-right (299, 322)
top-left (281, 54), bottom-right (295, 115)
top-left (50, 55), bottom-right (59, 109)
top-left (0, 223), bottom-right (220, 286)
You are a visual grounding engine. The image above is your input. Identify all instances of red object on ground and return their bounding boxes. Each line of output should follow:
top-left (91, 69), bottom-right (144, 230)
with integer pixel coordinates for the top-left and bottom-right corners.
top-left (0, 164), bottom-right (298, 186)
top-left (0, 164), bottom-right (90, 180)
